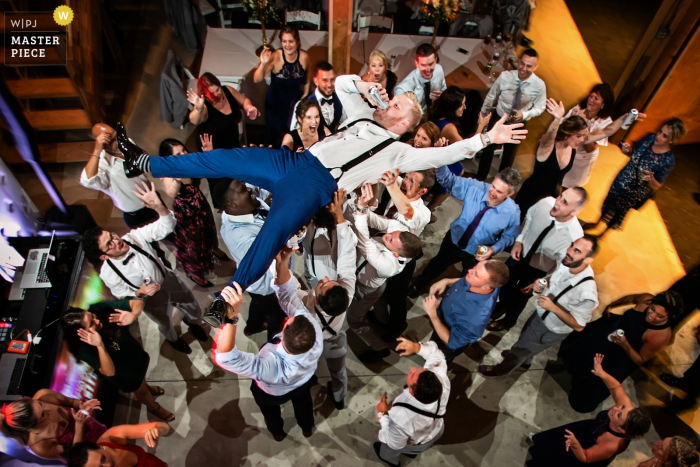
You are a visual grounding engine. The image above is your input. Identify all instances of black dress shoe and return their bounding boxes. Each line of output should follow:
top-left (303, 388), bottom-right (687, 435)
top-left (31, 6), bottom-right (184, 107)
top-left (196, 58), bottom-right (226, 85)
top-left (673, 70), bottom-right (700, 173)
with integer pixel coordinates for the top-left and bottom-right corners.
top-left (302, 427), bottom-right (314, 438)
top-left (183, 318), bottom-right (209, 341)
top-left (327, 381), bottom-right (344, 410)
top-left (660, 373), bottom-right (687, 390)
top-left (116, 122), bottom-right (147, 178)
top-left (359, 349), bottom-right (391, 363)
top-left (373, 442), bottom-right (400, 467)
top-left (407, 282), bottom-right (423, 299)
top-left (202, 298), bottom-right (227, 327)
top-left (167, 338), bottom-right (192, 354)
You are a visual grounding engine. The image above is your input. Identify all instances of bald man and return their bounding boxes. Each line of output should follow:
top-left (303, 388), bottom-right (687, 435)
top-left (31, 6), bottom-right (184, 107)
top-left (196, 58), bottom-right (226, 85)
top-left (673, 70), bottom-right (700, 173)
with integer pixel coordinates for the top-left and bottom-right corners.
top-left (80, 123), bottom-right (155, 228)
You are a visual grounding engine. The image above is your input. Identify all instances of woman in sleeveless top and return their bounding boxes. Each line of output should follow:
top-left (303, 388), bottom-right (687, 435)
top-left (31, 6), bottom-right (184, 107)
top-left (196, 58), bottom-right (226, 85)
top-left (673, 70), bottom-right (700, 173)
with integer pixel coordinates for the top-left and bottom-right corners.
top-left (282, 99), bottom-right (329, 152)
top-left (158, 138), bottom-right (229, 287)
top-left (254, 26), bottom-right (309, 148)
top-left (186, 72), bottom-right (258, 193)
top-left (559, 291), bottom-right (683, 413)
top-left (515, 100), bottom-right (587, 220)
top-left (528, 354), bottom-right (651, 466)
top-left (561, 84), bottom-right (615, 188)
top-left (361, 49), bottom-right (398, 99)
top-left (63, 422), bottom-right (169, 467)
top-left (0, 389), bottom-right (104, 460)
top-left (60, 301), bottom-right (175, 423)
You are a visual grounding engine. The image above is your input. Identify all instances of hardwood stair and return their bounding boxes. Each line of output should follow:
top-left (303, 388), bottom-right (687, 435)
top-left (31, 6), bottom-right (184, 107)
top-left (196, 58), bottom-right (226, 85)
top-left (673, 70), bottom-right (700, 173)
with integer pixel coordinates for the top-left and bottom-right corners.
top-left (24, 109), bottom-right (92, 131)
top-left (6, 78), bottom-right (79, 99)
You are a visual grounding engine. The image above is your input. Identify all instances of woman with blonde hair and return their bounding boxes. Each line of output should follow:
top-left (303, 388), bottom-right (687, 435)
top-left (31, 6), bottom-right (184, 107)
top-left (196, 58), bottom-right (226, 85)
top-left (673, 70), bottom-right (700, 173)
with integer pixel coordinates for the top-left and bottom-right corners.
top-left (637, 436), bottom-right (700, 467)
top-left (583, 117), bottom-right (685, 234)
top-left (361, 49), bottom-right (398, 99)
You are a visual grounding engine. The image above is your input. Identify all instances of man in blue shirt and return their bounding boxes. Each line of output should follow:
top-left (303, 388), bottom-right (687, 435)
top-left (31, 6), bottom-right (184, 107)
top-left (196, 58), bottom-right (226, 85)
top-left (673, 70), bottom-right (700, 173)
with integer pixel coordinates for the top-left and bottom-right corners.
top-left (422, 260), bottom-right (510, 363)
top-left (214, 178), bottom-right (286, 340)
top-left (408, 167), bottom-right (521, 298)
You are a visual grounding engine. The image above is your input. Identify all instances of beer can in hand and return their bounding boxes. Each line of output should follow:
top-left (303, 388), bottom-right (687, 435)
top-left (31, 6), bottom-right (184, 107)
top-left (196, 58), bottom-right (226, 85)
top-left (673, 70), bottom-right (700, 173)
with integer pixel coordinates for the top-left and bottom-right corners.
top-left (477, 245), bottom-right (488, 256)
top-left (368, 86), bottom-right (388, 110)
top-left (608, 329), bottom-right (625, 342)
top-left (533, 278), bottom-right (547, 296)
top-left (621, 109), bottom-right (638, 130)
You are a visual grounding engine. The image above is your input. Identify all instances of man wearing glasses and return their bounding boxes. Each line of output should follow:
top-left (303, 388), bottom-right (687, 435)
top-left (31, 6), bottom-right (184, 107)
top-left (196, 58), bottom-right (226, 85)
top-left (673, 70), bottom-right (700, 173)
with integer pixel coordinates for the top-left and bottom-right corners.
top-left (80, 181), bottom-right (206, 354)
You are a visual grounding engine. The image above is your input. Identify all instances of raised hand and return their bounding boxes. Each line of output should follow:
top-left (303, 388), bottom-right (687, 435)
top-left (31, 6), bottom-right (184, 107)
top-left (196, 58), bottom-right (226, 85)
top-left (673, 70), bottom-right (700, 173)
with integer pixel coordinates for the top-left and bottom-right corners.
top-left (356, 182), bottom-right (375, 209)
top-left (220, 282), bottom-right (244, 319)
top-left (186, 89), bottom-right (204, 108)
top-left (475, 245), bottom-right (494, 261)
top-left (132, 181), bottom-right (161, 210)
top-left (423, 294), bottom-right (439, 318)
top-left (395, 337), bottom-right (420, 357)
top-left (545, 98), bottom-right (566, 119)
top-left (200, 133), bottom-right (213, 152)
top-left (487, 114), bottom-right (528, 145)
top-left (109, 309), bottom-right (136, 326)
top-left (376, 391), bottom-right (391, 413)
top-left (564, 430), bottom-right (580, 452)
top-left (72, 408), bottom-right (89, 425)
top-left (478, 111), bottom-right (492, 129)
top-left (327, 188), bottom-right (347, 224)
top-left (79, 399), bottom-right (101, 414)
top-left (434, 137), bottom-right (449, 147)
top-left (143, 427), bottom-right (161, 448)
top-left (77, 327), bottom-right (102, 347)
top-left (378, 169), bottom-right (399, 187)
top-left (259, 47), bottom-right (273, 64)
top-left (591, 353), bottom-right (606, 378)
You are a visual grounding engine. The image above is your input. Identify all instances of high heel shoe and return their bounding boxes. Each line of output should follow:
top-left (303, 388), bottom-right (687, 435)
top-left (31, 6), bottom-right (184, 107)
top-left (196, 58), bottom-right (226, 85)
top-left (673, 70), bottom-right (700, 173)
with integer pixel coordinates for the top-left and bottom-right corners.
top-left (188, 274), bottom-right (214, 288)
top-left (116, 122), bottom-right (148, 178)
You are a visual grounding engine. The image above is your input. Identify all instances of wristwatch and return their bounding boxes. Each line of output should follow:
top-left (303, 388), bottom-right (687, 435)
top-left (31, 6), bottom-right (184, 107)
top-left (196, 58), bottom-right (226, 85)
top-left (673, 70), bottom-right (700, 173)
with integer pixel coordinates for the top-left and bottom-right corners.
top-left (356, 205), bottom-right (370, 214)
top-left (223, 315), bottom-right (239, 325)
top-left (480, 132), bottom-right (491, 146)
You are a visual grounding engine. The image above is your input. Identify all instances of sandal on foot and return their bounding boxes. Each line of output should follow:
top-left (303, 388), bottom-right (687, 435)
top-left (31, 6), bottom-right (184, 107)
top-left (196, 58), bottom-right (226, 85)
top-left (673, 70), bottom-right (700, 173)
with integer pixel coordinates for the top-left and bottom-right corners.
top-left (149, 385), bottom-right (165, 396)
top-left (153, 403), bottom-right (175, 422)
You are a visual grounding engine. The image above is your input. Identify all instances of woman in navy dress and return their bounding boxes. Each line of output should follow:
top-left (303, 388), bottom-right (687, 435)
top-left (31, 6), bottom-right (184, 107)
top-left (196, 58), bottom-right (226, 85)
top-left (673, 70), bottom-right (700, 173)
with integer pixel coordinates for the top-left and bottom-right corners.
top-left (527, 354), bottom-right (651, 466)
top-left (582, 118), bottom-right (685, 234)
top-left (254, 26), bottom-right (309, 148)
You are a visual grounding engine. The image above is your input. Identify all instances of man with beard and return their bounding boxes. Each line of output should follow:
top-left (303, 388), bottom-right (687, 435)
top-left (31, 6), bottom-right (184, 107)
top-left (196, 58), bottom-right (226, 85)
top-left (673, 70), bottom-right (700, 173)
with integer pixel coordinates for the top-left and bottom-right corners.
top-left (117, 74), bottom-right (526, 311)
top-left (479, 235), bottom-right (599, 377)
top-left (487, 187), bottom-right (588, 332)
top-left (292, 61), bottom-right (346, 134)
top-left (394, 43), bottom-right (447, 112)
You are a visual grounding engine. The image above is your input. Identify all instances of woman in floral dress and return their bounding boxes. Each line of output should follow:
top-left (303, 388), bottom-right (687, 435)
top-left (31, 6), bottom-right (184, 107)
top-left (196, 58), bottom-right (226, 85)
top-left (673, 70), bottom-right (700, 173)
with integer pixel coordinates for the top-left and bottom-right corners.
top-left (158, 135), bottom-right (229, 287)
top-left (583, 118), bottom-right (685, 234)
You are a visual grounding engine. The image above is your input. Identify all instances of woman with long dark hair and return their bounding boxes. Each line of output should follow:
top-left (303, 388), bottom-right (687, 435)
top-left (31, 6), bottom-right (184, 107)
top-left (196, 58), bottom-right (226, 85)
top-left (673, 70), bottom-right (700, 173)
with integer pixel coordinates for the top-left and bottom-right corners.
top-left (562, 83), bottom-right (615, 188)
top-left (60, 301), bottom-right (175, 422)
top-left (254, 26), bottom-right (309, 147)
top-left (582, 118), bottom-right (685, 234)
top-left (159, 137), bottom-right (229, 288)
top-left (527, 354), bottom-right (651, 466)
top-left (282, 99), bottom-right (328, 152)
top-left (429, 86), bottom-right (490, 144)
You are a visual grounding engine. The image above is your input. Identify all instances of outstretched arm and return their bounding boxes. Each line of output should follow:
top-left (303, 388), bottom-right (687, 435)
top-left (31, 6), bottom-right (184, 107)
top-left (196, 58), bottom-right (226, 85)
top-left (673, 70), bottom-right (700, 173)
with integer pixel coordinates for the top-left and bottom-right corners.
top-left (101, 422), bottom-right (169, 447)
top-left (379, 170), bottom-right (413, 220)
top-left (591, 354), bottom-right (633, 408)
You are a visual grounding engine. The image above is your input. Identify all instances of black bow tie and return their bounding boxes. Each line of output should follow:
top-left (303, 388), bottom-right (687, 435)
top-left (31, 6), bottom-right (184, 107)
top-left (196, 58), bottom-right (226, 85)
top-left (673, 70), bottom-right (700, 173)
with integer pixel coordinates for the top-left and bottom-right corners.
top-left (321, 98), bottom-right (333, 106)
top-left (122, 253), bottom-right (135, 265)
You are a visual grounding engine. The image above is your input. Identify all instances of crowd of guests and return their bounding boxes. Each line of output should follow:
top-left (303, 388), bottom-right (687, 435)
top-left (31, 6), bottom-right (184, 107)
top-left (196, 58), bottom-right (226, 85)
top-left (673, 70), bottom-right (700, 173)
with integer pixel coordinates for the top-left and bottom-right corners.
top-left (2, 26), bottom-right (697, 467)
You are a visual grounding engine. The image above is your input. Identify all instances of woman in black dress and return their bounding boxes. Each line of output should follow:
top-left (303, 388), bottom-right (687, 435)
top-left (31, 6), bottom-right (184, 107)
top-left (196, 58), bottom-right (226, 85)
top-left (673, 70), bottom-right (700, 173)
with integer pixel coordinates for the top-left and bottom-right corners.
top-left (515, 99), bottom-right (587, 220)
top-left (559, 291), bottom-right (683, 413)
top-left (60, 300), bottom-right (175, 422)
top-left (527, 354), bottom-right (651, 466)
top-left (186, 72), bottom-right (259, 192)
top-left (281, 99), bottom-right (328, 152)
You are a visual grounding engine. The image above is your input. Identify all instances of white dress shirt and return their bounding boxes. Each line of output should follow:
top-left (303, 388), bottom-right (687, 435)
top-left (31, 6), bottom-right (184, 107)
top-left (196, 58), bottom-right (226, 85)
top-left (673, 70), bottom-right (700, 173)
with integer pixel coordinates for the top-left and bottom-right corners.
top-left (79, 150), bottom-right (151, 213)
top-left (378, 341), bottom-right (450, 448)
top-left (538, 263), bottom-right (598, 334)
top-left (298, 220), bottom-right (357, 340)
top-left (354, 213), bottom-right (407, 288)
top-left (371, 182), bottom-right (431, 236)
top-left (394, 64), bottom-right (447, 112)
top-left (309, 75), bottom-right (486, 193)
top-left (99, 213), bottom-right (176, 298)
top-left (516, 197), bottom-right (584, 274)
top-left (215, 276), bottom-right (324, 396)
top-left (481, 70), bottom-right (546, 122)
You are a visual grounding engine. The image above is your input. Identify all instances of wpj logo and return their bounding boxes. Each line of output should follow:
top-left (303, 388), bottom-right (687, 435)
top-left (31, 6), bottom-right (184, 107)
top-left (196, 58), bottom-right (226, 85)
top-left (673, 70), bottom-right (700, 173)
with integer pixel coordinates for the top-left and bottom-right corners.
top-left (4, 10), bottom-right (69, 65)
top-left (53, 6), bottom-right (74, 26)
